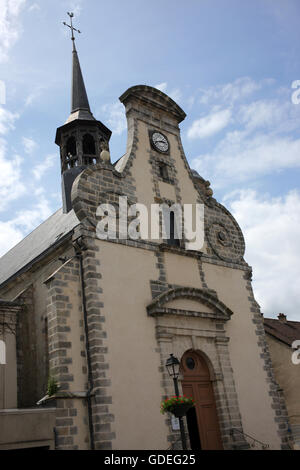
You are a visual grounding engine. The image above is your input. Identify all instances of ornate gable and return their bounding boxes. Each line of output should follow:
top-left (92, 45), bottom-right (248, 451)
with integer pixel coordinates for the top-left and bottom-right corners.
top-left (119, 85), bottom-right (186, 123)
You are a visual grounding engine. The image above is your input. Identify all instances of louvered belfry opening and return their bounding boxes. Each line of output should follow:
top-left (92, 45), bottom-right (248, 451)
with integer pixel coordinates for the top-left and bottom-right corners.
top-left (65, 136), bottom-right (78, 170)
top-left (82, 133), bottom-right (97, 165)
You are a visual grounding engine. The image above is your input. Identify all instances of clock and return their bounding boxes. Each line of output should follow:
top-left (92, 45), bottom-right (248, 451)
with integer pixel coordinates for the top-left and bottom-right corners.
top-left (150, 131), bottom-right (169, 153)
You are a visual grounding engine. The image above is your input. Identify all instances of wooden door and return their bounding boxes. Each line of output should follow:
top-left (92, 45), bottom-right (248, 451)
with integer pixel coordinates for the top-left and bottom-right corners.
top-left (181, 351), bottom-right (223, 450)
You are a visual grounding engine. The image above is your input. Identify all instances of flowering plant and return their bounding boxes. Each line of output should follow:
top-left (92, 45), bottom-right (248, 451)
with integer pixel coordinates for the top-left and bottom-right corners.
top-left (160, 395), bottom-right (195, 415)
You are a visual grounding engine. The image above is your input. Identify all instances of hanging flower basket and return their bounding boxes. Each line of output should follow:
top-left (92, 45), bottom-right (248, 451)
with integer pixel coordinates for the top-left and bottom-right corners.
top-left (160, 396), bottom-right (195, 417)
top-left (172, 403), bottom-right (194, 417)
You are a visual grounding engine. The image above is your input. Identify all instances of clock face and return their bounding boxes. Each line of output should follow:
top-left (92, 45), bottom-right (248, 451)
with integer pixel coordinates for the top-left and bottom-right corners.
top-left (151, 132), bottom-right (169, 153)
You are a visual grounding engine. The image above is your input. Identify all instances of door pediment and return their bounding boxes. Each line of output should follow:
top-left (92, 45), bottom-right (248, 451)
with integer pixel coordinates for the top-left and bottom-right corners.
top-left (147, 287), bottom-right (233, 322)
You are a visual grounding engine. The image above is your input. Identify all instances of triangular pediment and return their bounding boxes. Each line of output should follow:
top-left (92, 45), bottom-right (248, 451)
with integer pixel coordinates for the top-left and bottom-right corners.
top-left (147, 287), bottom-right (233, 321)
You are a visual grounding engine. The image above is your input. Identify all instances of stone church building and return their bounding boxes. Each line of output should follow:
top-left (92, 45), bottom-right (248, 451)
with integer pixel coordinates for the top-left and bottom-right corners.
top-left (0, 36), bottom-right (292, 450)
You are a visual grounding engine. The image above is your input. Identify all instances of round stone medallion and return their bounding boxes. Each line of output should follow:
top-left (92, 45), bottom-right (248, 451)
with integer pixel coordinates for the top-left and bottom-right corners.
top-left (207, 220), bottom-right (245, 263)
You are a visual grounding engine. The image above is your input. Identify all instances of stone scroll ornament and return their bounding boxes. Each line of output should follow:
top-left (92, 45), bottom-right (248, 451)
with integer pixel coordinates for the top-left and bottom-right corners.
top-left (206, 212), bottom-right (245, 263)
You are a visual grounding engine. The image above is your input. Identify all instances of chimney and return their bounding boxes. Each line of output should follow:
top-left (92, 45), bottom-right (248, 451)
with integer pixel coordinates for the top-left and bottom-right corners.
top-left (278, 313), bottom-right (287, 323)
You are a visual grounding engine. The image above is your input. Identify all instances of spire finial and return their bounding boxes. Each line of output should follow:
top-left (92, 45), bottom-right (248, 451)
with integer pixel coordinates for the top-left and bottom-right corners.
top-left (63, 12), bottom-right (81, 50)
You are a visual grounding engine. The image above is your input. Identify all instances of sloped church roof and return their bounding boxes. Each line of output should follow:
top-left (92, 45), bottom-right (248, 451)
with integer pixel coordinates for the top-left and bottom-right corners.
top-left (0, 209), bottom-right (79, 288)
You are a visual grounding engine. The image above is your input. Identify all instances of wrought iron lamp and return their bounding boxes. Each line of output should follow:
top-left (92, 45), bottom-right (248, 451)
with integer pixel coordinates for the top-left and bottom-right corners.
top-left (165, 354), bottom-right (187, 450)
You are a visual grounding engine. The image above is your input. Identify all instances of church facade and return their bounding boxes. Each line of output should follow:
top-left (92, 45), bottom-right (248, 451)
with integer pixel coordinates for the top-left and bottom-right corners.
top-left (0, 37), bottom-right (292, 450)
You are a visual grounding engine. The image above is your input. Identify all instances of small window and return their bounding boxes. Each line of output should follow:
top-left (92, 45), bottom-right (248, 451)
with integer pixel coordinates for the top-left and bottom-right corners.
top-left (0, 340), bottom-right (6, 365)
top-left (159, 163), bottom-right (169, 181)
top-left (83, 134), bottom-right (96, 155)
top-left (186, 357), bottom-right (196, 370)
top-left (162, 210), bottom-right (181, 247)
top-left (168, 211), bottom-right (180, 247)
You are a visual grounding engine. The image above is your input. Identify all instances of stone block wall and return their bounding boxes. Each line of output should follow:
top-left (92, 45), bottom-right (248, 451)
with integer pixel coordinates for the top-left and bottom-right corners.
top-left (45, 258), bottom-right (90, 449)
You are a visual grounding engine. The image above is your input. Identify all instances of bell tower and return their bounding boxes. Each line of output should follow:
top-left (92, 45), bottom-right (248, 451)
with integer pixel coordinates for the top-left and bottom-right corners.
top-left (55, 12), bottom-right (111, 213)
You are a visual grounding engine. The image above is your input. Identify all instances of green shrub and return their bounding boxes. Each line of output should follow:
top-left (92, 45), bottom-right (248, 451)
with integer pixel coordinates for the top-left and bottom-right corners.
top-left (47, 376), bottom-right (59, 396)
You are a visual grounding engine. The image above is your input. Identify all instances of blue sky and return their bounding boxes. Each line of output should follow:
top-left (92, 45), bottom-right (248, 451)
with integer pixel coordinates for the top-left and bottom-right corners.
top-left (0, 0), bottom-right (300, 319)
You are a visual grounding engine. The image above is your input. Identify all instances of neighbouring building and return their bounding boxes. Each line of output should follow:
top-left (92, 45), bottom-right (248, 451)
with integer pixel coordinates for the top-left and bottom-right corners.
top-left (264, 313), bottom-right (300, 450)
top-left (0, 29), bottom-right (293, 450)
top-left (0, 301), bottom-right (56, 450)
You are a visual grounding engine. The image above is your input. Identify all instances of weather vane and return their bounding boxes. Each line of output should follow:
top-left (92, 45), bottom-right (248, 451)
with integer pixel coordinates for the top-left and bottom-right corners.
top-left (63, 12), bottom-right (81, 48)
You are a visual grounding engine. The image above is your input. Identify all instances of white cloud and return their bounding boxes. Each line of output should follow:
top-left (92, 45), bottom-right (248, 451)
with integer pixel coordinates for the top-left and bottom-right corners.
top-left (191, 81), bottom-right (300, 187)
top-left (0, 80), bottom-right (6, 105)
top-left (0, 0), bottom-right (26, 63)
top-left (169, 88), bottom-right (182, 103)
top-left (24, 85), bottom-right (46, 107)
top-left (186, 95), bottom-right (196, 109)
top-left (28, 2), bottom-right (39, 11)
top-left (101, 102), bottom-right (126, 136)
top-left (199, 77), bottom-right (262, 105)
top-left (0, 139), bottom-right (25, 210)
top-left (224, 189), bottom-right (300, 320)
top-left (32, 153), bottom-right (56, 180)
top-left (64, 0), bottom-right (84, 17)
top-left (0, 106), bottom-right (19, 134)
top-left (155, 82), bottom-right (167, 93)
top-left (22, 136), bottom-right (37, 154)
top-left (238, 100), bottom-right (281, 130)
top-left (0, 107), bottom-right (25, 210)
top-left (188, 108), bottom-right (231, 139)
top-left (0, 220), bottom-right (23, 255)
top-left (12, 193), bottom-right (52, 231)
top-left (192, 132), bottom-right (300, 188)
top-left (239, 99), bottom-right (300, 134)
top-left (0, 193), bottom-right (53, 256)
top-left (154, 82), bottom-right (182, 103)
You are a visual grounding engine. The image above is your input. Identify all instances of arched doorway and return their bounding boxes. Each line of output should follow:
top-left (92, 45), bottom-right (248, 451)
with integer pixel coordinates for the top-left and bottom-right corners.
top-left (181, 350), bottom-right (223, 450)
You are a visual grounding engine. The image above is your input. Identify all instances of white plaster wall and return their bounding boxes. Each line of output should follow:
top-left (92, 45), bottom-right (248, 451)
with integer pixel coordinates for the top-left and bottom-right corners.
top-left (97, 240), bottom-right (169, 450)
top-left (203, 262), bottom-right (282, 449)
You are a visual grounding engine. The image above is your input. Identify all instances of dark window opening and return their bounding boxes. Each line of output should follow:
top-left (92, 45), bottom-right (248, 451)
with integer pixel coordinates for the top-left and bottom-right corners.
top-left (83, 156), bottom-right (98, 166)
top-left (159, 163), bottom-right (169, 181)
top-left (167, 211), bottom-right (180, 247)
top-left (65, 136), bottom-right (78, 169)
top-left (66, 136), bottom-right (77, 156)
top-left (65, 156), bottom-right (78, 169)
top-left (83, 134), bottom-right (96, 155)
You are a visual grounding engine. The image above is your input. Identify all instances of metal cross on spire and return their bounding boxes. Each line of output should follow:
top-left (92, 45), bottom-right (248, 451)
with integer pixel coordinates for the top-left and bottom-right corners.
top-left (63, 12), bottom-right (81, 50)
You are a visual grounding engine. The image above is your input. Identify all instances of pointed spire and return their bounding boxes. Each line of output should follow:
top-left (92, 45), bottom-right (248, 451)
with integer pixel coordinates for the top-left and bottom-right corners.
top-left (71, 47), bottom-right (93, 115)
top-left (63, 12), bottom-right (95, 123)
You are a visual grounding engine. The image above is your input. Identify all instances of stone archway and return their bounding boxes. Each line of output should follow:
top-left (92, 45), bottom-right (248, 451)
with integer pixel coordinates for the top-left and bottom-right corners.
top-left (148, 286), bottom-right (249, 449)
top-left (181, 350), bottom-right (223, 450)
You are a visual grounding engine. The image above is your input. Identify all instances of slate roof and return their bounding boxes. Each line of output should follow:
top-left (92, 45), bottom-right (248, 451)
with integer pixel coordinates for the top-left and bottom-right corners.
top-left (264, 316), bottom-right (300, 347)
top-left (0, 209), bottom-right (80, 288)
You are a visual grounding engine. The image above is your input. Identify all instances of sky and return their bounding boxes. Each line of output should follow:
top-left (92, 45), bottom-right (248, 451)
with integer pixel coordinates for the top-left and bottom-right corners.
top-left (0, 0), bottom-right (300, 319)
